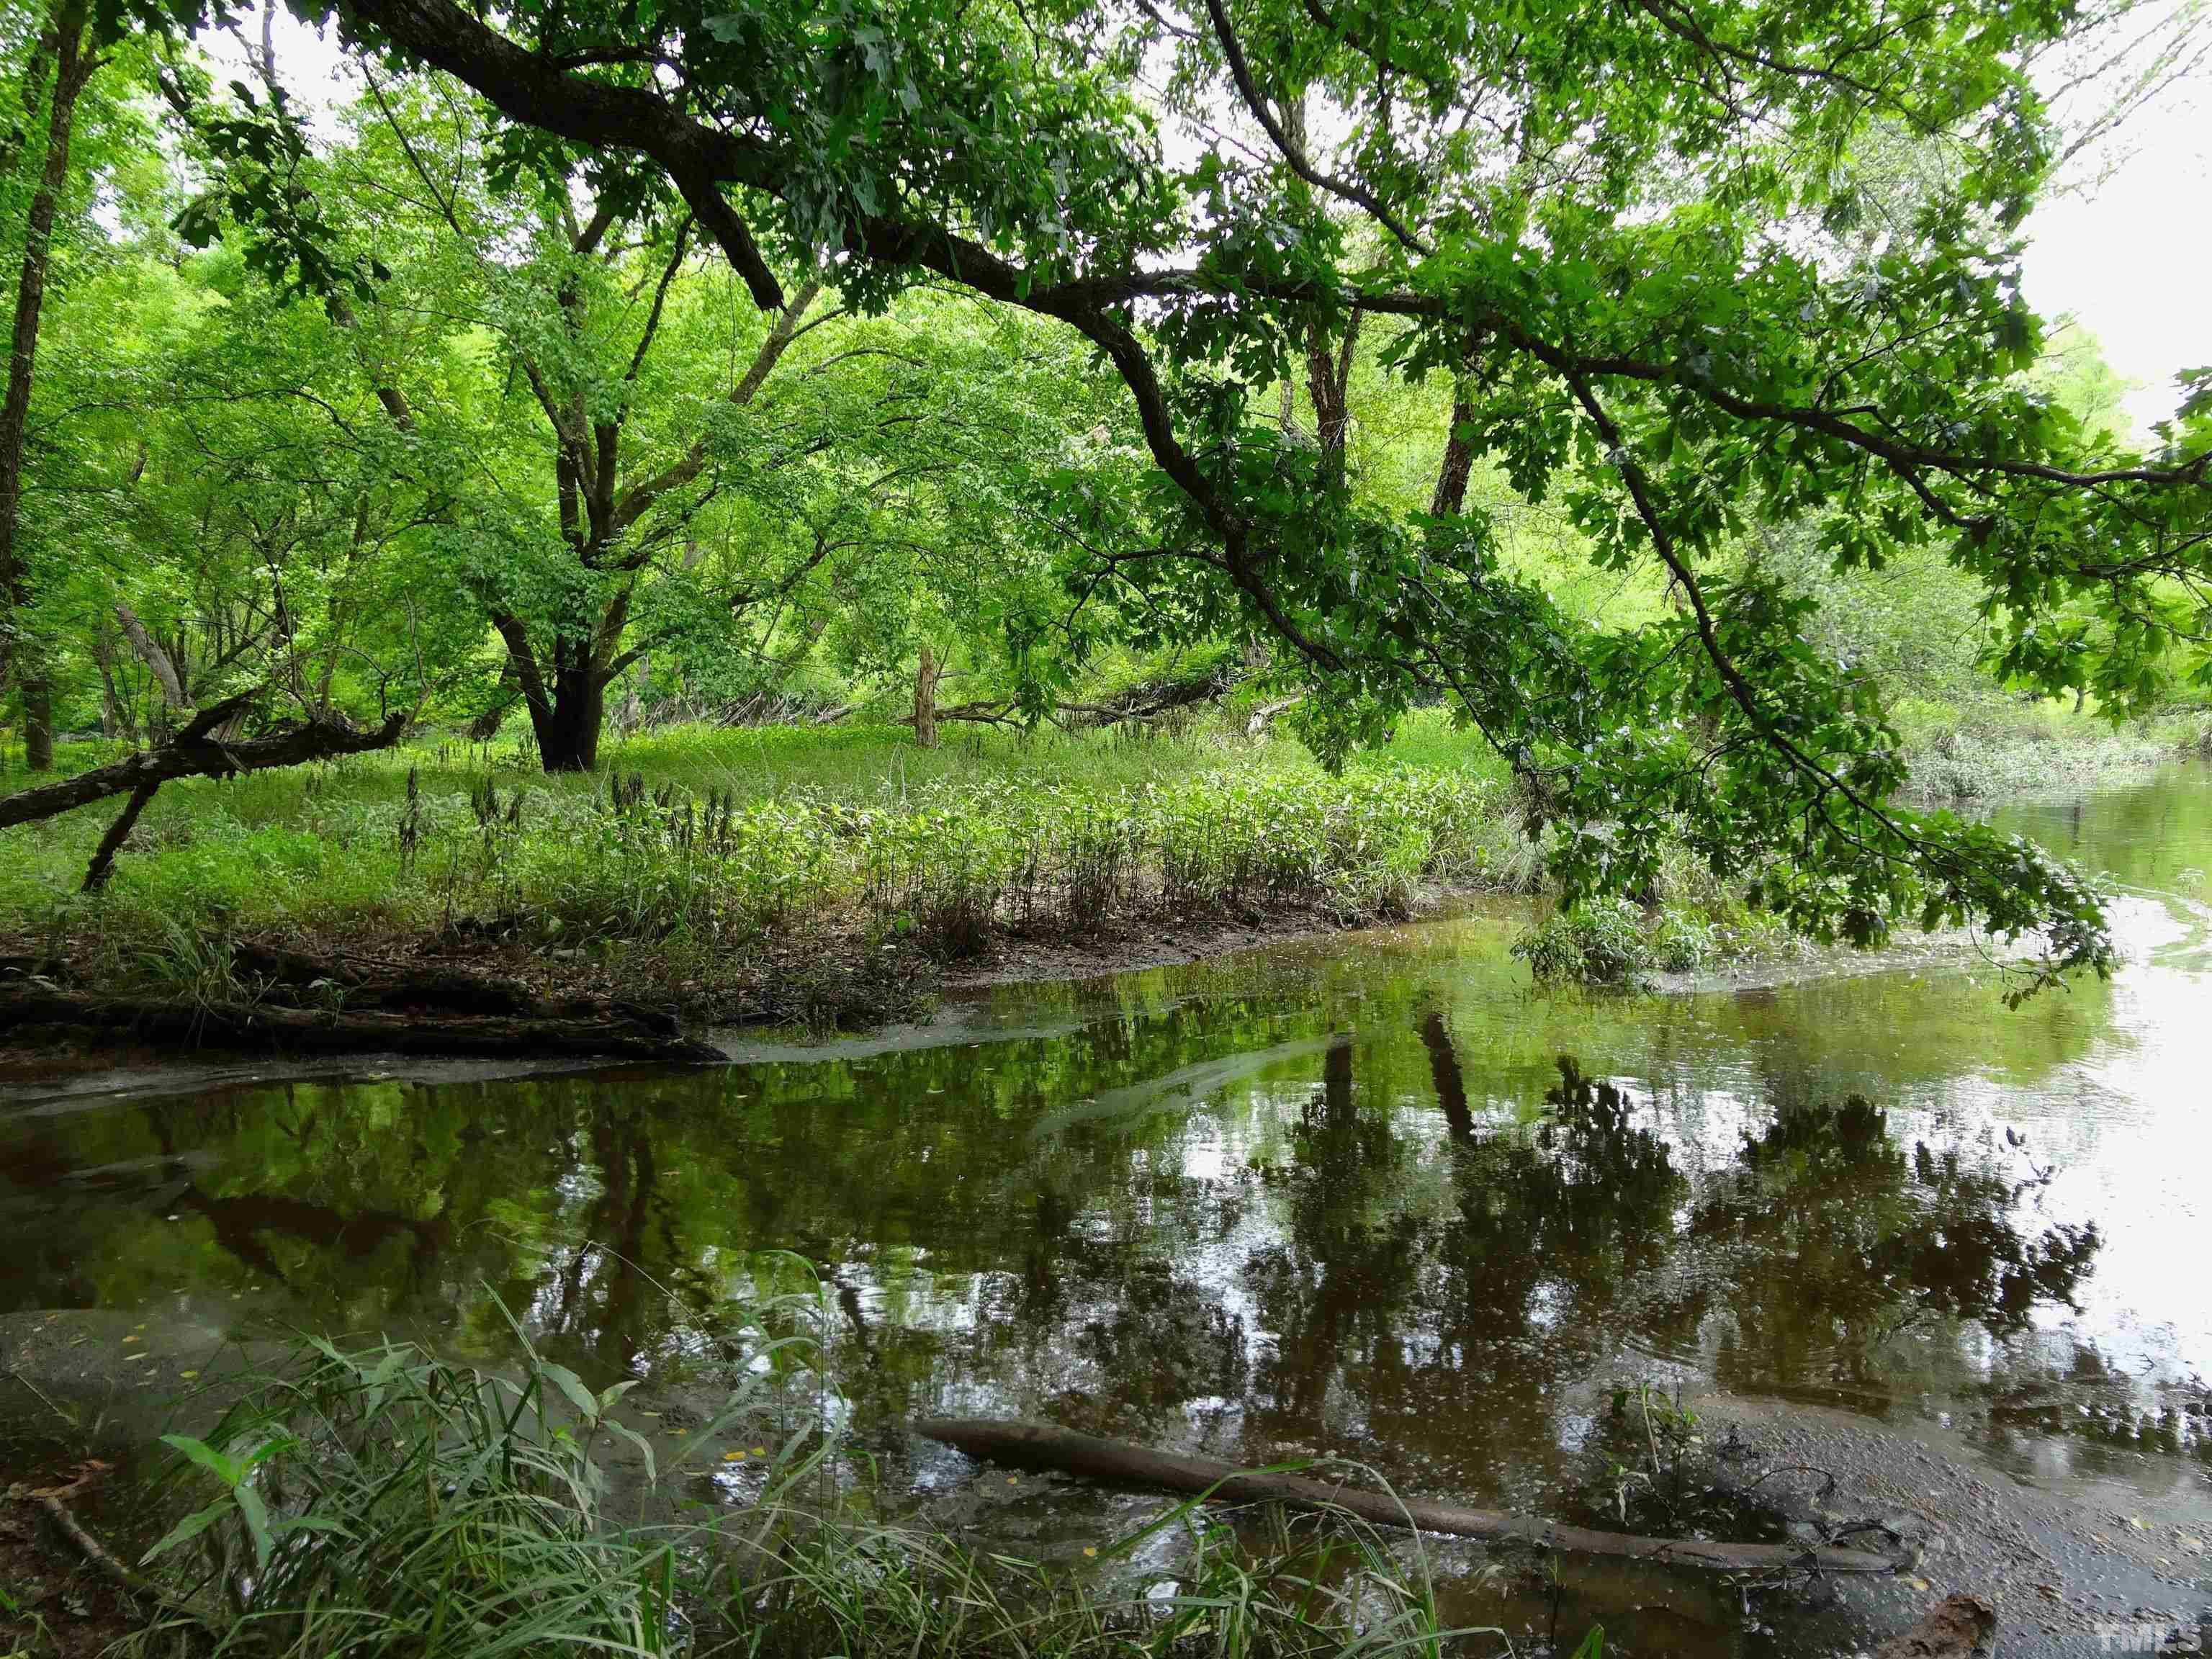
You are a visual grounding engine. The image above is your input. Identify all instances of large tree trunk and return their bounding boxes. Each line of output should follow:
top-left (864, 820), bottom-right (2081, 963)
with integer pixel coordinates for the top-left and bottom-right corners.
top-left (534, 655), bottom-right (604, 772)
top-left (0, 1), bottom-right (91, 774)
top-left (495, 622), bottom-right (607, 773)
top-left (912, 642), bottom-right (941, 750)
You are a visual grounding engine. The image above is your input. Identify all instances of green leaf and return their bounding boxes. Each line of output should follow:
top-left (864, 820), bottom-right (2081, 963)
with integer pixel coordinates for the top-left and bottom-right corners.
top-left (139, 1498), bottom-right (230, 1565)
top-left (540, 1362), bottom-right (601, 1424)
top-left (160, 1433), bottom-right (242, 1489)
top-left (235, 1483), bottom-right (274, 1573)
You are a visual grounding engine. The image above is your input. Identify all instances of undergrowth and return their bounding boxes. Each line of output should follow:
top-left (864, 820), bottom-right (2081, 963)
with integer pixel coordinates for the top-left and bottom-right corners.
top-left (1, 714), bottom-right (1536, 1002)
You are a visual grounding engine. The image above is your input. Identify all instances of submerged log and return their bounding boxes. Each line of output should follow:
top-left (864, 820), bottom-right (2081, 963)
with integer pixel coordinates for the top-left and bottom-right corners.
top-left (0, 989), bottom-right (724, 1064)
top-left (914, 1419), bottom-right (1907, 1576)
top-left (1874, 1593), bottom-right (1997, 1658)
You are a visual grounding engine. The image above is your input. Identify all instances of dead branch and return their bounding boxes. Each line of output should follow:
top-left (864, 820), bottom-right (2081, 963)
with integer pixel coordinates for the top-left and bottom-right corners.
top-left (0, 695), bottom-right (406, 831)
top-left (915, 1419), bottom-right (1907, 1575)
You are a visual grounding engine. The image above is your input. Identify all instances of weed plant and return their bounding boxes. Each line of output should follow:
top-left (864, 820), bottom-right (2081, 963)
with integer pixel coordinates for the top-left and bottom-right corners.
top-left (0, 715), bottom-right (1534, 989)
top-left (125, 1296), bottom-right (1594, 1659)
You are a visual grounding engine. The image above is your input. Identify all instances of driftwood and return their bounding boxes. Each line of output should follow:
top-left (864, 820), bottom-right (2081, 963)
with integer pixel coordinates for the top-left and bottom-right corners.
top-left (915, 1419), bottom-right (1907, 1576)
top-left (0, 987), bottom-right (724, 1063)
top-left (1874, 1593), bottom-right (1997, 1658)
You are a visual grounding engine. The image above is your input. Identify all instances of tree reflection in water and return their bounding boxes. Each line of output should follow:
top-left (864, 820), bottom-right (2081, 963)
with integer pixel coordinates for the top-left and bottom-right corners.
top-left (0, 994), bottom-right (2149, 1499)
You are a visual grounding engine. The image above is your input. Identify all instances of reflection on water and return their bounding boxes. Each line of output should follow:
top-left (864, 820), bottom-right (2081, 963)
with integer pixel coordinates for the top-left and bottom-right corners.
top-left (1, 768), bottom-right (2208, 1539)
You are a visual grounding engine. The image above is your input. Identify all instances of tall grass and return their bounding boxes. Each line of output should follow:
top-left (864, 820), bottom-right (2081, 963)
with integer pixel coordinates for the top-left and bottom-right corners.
top-left (129, 1307), bottom-right (1570, 1659)
top-left (1, 715), bottom-right (1532, 988)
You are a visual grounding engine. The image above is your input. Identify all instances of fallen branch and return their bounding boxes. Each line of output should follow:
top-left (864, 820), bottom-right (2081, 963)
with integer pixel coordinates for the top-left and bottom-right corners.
top-left (914, 1419), bottom-right (1907, 1575)
top-left (896, 699), bottom-right (1022, 729)
top-left (81, 780), bottom-right (158, 892)
top-left (8, 1474), bottom-right (220, 1634)
top-left (0, 694), bottom-right (408, 830)
top-left (1245, 694), bottom-right (1303, 737)
top-left (0, 988), bottom-right (725, 1063)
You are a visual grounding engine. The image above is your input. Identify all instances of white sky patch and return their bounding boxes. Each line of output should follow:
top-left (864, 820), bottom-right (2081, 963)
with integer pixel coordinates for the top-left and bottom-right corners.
top-left (2022, 0), bottom-right (2212, 433)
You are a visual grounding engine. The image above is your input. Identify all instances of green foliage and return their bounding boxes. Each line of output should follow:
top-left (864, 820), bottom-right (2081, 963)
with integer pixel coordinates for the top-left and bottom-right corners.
top-left (1514, 899), bottom-right (1650, 988)
top-left (2, 0), bottom-right (2208, 992)
top-left (0, 718), bottom-right (1525, 995)
top-left (135, 1308), bottom-right (1540, 1658)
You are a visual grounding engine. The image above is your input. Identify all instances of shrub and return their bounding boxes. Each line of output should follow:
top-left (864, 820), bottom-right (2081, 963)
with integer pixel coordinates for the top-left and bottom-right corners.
top-left (1514, 898), bottom-right (1650, 986)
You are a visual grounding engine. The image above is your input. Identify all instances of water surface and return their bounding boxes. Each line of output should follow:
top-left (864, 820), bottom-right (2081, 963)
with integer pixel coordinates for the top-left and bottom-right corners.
top-left (4, 763), bottom-right (2208, 1652)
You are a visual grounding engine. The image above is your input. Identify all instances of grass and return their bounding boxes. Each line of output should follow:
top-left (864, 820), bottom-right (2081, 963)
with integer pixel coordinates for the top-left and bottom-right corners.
top-left (0, 712), bottom-right (1534, 1020)
top-left (116, 1305), bottom-right (1571, 1659)
top-left (1893, 693), bottom-right (2210, 803)
top-left (2, 694), bottom-right (2199, 1010)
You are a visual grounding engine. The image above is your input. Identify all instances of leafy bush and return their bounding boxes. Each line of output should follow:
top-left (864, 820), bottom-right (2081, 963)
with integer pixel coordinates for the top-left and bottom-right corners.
top-left (1650, 910), bottom-right (1717, 974)
top-left (1514, 898), bottom-right (1650, 986)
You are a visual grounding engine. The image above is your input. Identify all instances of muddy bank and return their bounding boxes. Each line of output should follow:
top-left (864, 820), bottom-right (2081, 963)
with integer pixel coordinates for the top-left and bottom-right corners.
top-left (0, 886), bottom-right (1482, 1073)
top-left (1690, 1393), bottom-right (2212, 1657)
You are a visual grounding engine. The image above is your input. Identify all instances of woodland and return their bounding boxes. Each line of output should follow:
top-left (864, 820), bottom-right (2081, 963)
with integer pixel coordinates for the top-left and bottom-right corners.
top-left (0, 0), bottom-right (2208, 1647)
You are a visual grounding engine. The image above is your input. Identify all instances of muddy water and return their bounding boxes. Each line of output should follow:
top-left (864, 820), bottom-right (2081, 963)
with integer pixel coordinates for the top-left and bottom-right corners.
top-left (2, 764), bottom-right (2209, 1654)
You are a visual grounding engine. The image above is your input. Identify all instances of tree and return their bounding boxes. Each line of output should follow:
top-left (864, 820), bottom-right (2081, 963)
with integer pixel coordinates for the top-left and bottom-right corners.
top-left (168, 61), bottom-right (1125, 769)
top-left (204, 0), bottom-right (2206, 983)
top-left (0, 0), bottom-right (98, 769)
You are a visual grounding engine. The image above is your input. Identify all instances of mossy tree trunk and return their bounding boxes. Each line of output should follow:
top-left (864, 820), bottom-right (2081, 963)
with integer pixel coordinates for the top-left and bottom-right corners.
top-left (913, 642), bottom-right (941, 750)
top-left (0, 1), bottom-right (93, 773)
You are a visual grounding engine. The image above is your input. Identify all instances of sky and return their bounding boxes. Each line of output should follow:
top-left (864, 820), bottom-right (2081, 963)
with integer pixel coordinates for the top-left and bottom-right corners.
top-left (217, 8), bottom-right (2211, 433)
top-left (2020, 1), bottom-right (2212, 432)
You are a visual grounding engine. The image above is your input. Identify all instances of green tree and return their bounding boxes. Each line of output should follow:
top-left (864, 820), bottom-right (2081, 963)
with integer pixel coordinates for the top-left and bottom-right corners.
top-left (210, 0), bottom-right (2211, 980)
top-left (0, 0), bottom-right (99, 768)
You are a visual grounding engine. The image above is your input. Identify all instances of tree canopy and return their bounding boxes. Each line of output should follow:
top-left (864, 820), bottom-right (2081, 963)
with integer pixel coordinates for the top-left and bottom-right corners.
top-left (4, 0), bottom-right (2210, 984)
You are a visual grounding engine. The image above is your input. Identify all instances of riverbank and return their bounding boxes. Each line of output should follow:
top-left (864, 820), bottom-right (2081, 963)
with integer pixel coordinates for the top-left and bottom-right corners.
top-left (1, 706), bottom-right (2200, 1062)
top-left (0, 715), bottom-right (1535, 1061)
top-left (0, 755), bottom-right (2206, 1655)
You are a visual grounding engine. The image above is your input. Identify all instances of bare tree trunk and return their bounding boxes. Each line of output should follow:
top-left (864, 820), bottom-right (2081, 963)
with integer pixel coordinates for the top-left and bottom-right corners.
top-left (912, 642), bottom-right (941, 750)
top-left (91, 620), bottom-right (131, 741)
top-left (1431, 376), bottom-right (1478, 516)
top-left (0, 1), bottom-right (92, 774)
top-left (20, 675), bottom-right (51, 770)
top-left (113, 603), bottom-right (185, 709)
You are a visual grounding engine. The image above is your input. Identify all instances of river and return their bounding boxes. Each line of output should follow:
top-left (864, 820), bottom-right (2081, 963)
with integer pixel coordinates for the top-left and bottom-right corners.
top-left (3, 763), bottom-right (2208, 1655)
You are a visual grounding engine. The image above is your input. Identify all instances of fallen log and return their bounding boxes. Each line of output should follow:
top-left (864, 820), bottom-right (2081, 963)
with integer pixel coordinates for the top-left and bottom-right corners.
top-left (914, 1419), bottom-right (1907, 1576)
top-left (229, 943), bottom-right (540, 1016)
top-left (0, 989), bottom-right (724, 1064)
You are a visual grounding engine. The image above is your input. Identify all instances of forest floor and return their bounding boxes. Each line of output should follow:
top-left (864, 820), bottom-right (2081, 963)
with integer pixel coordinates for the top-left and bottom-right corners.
top-left (0, 703), bottom-right (2203, 1064)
